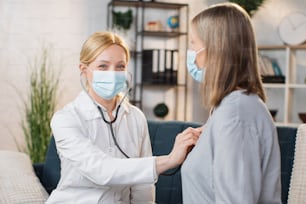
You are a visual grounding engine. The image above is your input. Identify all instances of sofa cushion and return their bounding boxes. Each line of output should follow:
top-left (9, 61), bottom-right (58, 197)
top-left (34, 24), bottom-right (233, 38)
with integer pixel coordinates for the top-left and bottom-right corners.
top-left (147, 120), bottom-right (201, 204)
top-left (40, 136), bottom-right (61, 194)
top-left (148, 120), bottom-right (201, 155)
top-left (0, 150), bottom-right (48, 203)
top-left (277, 126), bottom-right (297, 204)
top-left (287, 124), bottom-right (306, 204)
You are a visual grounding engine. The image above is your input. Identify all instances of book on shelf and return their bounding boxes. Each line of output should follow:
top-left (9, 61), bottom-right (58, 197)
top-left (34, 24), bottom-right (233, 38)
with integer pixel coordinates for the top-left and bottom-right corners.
top-left (258, 55), bottom-right (274, 76)
top-left (262, 75), bottom-right (285, 83)
top-left (258, 55), bottom-right (285, 83)
top-left (142, 49), bottom-right (178, 85)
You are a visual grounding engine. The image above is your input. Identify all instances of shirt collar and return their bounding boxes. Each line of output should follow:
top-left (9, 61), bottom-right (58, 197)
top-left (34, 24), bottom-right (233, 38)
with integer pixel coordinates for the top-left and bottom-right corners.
top-left (76, 91), bottom-right (131, 120)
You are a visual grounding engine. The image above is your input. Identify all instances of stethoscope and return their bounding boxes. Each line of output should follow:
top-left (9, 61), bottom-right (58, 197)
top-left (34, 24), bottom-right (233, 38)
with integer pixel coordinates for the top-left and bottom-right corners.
top-left (80, 71), bottom-right (131, 158)
top-left (96, 102), bottom-right (130, 158)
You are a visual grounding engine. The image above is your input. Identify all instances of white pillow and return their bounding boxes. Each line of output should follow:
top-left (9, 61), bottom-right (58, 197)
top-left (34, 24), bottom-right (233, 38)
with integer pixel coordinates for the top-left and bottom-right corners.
top-left (0, 150), bottom-right (49, 204)
top-left (288, 124), bottom-right (306, 204)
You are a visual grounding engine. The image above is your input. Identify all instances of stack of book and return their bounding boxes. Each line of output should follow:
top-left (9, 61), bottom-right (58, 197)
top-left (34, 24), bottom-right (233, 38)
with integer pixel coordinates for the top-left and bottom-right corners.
top-left (142, 49), bottom-right (178, 85)
top-left (258, 55), bottom-right (285, 83)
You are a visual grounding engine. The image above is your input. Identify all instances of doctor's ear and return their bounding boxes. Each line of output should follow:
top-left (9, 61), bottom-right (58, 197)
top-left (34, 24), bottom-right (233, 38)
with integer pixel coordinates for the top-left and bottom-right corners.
top-left (79, 63), bottom-right (88, 72)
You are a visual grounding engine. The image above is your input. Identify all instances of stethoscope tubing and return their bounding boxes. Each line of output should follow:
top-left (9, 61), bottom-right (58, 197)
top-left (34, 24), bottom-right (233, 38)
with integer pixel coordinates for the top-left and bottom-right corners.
top-left (80, 71), bottom-right (131, 158)
top-left (80, 71), bottom-right (180, 174)
top-left (97, 105), bottom-right (130, 158)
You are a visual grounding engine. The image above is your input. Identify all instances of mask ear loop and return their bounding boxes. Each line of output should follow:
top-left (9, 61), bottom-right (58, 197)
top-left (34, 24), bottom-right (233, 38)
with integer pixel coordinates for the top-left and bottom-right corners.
top-left (196, 47), bottom-right (206, 54)
top-left (117, 71), bottom-right (132, 106)
top-left (80, 71), bottom-right (88, 92)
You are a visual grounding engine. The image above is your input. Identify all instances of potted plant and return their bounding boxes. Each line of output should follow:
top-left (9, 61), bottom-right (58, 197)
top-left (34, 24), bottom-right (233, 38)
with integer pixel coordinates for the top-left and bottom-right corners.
top-left (229, 0), bottom-right (268, 16)
top-left (112, 8), bottom-right (133, 32)
top-left (21, 46), bottom-right (59, 163)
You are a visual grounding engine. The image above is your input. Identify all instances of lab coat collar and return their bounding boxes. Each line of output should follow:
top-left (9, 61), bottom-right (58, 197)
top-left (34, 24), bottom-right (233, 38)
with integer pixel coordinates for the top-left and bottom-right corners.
top-left (76, 91), bottom-right (131, 121)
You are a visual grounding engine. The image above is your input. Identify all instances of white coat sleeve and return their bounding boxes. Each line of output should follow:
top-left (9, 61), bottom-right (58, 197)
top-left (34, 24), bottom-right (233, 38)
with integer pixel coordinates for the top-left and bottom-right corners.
top-left (130, 117), bottom-right (155, 204)
top-left (51, 109), bottom-right (156, 186)
top-left (213, 118), bottom-right (262, 204)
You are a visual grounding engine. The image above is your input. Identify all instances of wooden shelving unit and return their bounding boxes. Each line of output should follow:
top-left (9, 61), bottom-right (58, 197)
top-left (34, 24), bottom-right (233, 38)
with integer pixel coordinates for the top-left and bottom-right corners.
top-left (258, 44), bottom-right (306, 126)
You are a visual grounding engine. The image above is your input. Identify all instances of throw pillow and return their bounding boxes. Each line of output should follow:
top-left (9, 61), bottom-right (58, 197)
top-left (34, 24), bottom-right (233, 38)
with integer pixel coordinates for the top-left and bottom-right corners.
top-left (0, 150), bottom-right (48, 204)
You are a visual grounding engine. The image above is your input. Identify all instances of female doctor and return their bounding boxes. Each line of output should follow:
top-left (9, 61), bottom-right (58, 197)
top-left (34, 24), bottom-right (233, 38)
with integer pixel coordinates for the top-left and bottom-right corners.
top-left (46, 31), bottom-right (201, 204)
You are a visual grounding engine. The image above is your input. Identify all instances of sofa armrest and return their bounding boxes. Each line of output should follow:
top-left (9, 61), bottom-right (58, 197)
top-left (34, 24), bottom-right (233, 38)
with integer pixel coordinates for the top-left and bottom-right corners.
top-left (33, 163), bottom-right (44, 184)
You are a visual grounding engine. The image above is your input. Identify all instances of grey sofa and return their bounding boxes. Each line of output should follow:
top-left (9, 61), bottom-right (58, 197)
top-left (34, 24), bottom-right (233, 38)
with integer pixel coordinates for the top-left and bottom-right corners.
top-left (34, 120), bottom-right (297, 204)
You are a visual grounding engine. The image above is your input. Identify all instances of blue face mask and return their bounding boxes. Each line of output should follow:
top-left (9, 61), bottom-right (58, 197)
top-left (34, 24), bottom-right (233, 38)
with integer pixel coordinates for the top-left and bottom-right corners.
top-left (186, 48), bottom-right (206, 82)
top-left (92, 71), bottom-right (127, 100)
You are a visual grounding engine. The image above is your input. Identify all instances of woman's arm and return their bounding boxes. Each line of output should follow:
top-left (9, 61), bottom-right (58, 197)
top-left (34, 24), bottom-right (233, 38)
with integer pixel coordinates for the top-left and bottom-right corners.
top-left (52, 110), bottom-right (201, 186)
top-left (213, 119), bottom-right (261, 203)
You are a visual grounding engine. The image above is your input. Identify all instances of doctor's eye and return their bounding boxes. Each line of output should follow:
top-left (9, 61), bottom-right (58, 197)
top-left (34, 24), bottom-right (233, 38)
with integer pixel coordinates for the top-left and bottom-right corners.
top-left (96, 64), bottom-right (108, 70)
top-left (116, 64), bottom-right (126, 70)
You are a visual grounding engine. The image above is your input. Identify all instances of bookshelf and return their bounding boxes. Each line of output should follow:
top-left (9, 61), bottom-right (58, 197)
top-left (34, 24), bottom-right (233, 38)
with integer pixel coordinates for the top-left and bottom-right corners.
top-left (107, 0), bottom-right (189, 120)
top-left (258, 44), bottom-right (306, 126)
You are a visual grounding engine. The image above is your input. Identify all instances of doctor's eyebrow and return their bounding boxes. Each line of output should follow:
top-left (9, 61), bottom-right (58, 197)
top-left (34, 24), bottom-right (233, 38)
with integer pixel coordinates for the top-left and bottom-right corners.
top-left (94, 60), bottom-right (126, 64)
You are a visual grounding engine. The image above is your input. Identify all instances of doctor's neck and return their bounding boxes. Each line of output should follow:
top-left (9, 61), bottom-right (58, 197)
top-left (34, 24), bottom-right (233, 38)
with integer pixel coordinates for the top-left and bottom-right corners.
top-left (89, 89), bottom-right (117, 113)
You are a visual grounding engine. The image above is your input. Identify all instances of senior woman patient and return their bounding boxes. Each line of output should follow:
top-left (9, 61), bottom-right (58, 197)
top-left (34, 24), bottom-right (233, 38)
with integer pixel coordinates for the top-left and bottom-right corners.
top-left (181, 3), bottom-right (281, 204)
top-left (46, 31), bottom-right (201, 204)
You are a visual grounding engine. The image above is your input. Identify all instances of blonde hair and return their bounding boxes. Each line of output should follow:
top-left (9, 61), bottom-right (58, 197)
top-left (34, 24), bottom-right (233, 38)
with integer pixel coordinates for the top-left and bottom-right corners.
top-left (192, 3), bottom-right (265, 109)
top-left (80, 31), bottom-right (130, 65)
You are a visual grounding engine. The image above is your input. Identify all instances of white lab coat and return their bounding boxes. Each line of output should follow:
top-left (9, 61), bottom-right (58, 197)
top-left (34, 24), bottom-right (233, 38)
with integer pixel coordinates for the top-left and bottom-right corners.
top-left (46, 91), bottom-right (156, 204)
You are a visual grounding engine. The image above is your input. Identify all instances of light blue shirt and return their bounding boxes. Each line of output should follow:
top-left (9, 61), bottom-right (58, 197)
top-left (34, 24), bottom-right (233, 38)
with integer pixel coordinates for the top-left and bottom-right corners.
top-left (182, 90), bottom-right (281, 204)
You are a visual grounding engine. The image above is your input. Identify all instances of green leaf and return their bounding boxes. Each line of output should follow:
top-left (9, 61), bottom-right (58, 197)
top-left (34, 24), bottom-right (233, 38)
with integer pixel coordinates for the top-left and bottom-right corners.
top-left (229, 0), bottom-right (267, 16)
top-left (22, 45), bottom-right (60, 163)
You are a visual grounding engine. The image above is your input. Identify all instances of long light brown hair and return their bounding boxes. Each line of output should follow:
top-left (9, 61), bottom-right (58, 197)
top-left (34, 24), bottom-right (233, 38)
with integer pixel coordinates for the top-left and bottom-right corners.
top-left (192, 3), bottom-right (265, 109)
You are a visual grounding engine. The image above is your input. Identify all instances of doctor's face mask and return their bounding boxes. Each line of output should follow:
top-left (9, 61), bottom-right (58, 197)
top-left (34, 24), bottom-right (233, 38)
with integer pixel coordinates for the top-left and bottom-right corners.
top-left (91, 70), bottom-right (127, 100)
top-left (186, 47), bottom-right (206, 82)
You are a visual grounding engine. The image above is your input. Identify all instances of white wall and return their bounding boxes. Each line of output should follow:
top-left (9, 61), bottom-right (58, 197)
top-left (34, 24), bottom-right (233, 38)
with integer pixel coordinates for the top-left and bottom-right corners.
top-left (0, 0), bottom-right (109, 151)
top-left (1, 0), bottom-right (306, 151)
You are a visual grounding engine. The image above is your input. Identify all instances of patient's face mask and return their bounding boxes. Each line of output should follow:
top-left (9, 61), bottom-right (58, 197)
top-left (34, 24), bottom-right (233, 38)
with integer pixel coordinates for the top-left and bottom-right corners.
top-left (186, 47), bottom-right (206, 82)
top-left (91, 70), bottom-right (127, 100)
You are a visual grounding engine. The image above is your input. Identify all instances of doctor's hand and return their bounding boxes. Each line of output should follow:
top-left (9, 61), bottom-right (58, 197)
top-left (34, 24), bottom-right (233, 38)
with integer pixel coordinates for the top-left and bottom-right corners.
top-left (170, 127), bottom-right (202, 164)
top-left (156, 127), bottom-right (202, 175)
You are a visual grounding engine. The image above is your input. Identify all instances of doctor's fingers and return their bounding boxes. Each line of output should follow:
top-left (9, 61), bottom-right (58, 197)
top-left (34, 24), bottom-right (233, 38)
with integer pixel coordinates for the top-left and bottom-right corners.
top-left (176, 134), bottom-right (197, 154)
top-left (181, 127), bottom-right (202, 138)
top-left (176, 131), bottom-right (199, 145)
top-left (195, 126), bottom-right (203, 132)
